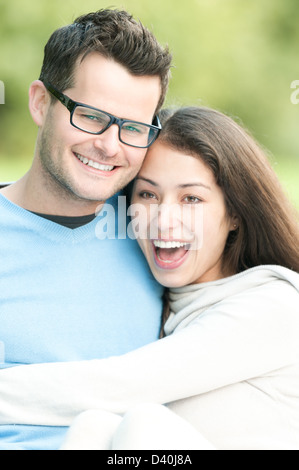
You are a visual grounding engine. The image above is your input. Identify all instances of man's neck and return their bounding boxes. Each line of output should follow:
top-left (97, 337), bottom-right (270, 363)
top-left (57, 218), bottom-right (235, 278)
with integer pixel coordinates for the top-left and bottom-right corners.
top-left (0, 171), bottom-right (104, 217)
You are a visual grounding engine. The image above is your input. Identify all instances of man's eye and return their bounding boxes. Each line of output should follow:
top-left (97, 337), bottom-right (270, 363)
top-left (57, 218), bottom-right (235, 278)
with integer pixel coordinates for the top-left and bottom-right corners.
top-left (82, 114), bottom-right (103, 122)
top-left (123, 124), bottom-right (146, 134)
top-left (86, 115), bottom-right (99, 121)
top-left (77, 111), bottom-right (105, 123)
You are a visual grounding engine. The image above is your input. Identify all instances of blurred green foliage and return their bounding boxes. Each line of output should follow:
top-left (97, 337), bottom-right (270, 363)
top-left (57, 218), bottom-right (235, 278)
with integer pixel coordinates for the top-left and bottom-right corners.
top-left (0, 0), bottom-right (298, 206)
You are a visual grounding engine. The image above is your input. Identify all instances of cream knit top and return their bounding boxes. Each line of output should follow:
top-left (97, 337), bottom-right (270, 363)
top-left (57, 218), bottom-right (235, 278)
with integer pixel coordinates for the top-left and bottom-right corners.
top-left (0, 265), bottom-right (298, 450)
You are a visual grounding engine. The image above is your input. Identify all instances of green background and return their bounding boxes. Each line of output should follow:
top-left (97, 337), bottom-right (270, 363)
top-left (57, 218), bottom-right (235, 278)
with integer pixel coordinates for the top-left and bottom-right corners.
top-left (0, 0), bottom-right (298, 207)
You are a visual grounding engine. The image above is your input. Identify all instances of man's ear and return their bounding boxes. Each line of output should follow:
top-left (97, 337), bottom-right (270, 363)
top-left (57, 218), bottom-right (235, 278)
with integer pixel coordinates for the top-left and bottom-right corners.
top-left (29, 80), bottom-right (50, 127)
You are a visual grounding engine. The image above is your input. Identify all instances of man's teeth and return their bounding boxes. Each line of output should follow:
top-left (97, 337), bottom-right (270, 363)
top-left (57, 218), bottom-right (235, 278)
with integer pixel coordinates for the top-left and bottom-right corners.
top-left (153, 240), bottom-right (189, 249)
top-left (75, 153), bottom-right (114, 171)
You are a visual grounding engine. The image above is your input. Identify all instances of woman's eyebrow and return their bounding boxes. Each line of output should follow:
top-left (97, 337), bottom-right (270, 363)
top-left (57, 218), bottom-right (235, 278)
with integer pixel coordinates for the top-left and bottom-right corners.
top-left (135, 176), bottom-right (159, 187)
top-left (136, 177), bottom-right (211, 191)
top-left (178, 183), bottom-right (211, 191)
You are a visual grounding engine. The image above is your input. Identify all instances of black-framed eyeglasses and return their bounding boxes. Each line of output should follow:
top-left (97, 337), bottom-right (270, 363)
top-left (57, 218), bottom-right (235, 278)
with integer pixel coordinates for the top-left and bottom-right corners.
top-left (43, 82), bottom-right (161, 149)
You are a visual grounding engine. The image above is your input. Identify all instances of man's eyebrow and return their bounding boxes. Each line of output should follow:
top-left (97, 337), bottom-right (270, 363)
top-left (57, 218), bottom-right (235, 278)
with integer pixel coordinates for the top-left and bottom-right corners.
top-left (136, 176), bottom-right (211, 191)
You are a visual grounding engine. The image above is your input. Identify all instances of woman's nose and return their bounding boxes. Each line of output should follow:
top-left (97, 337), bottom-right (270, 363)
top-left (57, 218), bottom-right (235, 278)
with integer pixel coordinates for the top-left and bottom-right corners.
top-left (151, 203), bottom-right (184, 238)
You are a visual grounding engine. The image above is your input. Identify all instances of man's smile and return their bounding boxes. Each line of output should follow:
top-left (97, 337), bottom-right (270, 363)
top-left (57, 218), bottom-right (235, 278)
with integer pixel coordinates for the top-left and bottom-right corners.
top-left (74, 152), bottom-right (116, 172)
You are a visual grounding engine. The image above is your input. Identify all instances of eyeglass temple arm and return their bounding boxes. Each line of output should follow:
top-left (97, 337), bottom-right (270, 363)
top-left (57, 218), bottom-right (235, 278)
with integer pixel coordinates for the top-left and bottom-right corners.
top-left (153, 114), bottom-right (162, 129)
top-left (43, 81), bottom-right (75, 112)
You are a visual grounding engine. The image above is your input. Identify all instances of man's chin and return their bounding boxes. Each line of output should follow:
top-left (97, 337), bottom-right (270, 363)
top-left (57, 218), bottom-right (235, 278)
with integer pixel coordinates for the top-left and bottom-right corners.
top-left (68, 181), bottom-right (126, 206)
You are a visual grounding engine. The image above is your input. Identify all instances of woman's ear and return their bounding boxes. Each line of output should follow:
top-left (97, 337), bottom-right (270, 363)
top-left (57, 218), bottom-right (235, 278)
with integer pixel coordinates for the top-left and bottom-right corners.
top-left (28, 80), bottom-right (50, 127)
top-left (230, 215), bottom-right (240, 231)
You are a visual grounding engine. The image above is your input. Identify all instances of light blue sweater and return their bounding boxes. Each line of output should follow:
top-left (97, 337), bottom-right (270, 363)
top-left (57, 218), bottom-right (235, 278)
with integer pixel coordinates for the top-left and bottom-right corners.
top-left (0, 192), bottom-right (163, 450)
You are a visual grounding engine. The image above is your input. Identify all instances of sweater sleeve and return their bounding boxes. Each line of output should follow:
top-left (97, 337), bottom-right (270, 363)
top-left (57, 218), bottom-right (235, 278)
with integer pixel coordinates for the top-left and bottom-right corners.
top-left (0, 281), bottom-right (298, 426)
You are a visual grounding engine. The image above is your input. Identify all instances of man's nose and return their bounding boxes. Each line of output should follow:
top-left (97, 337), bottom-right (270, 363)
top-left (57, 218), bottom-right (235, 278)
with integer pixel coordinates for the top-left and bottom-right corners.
top-left (93, 124), bottom-right (121, 157)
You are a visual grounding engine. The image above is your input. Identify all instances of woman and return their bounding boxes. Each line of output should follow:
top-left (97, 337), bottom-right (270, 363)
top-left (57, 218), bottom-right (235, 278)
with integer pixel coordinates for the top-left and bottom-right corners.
top-left (0, 107), bottom-right (298, 450)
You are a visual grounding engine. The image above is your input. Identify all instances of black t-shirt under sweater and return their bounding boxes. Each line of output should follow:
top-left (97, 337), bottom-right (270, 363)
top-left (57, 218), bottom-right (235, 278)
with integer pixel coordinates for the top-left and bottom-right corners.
top-left (31, 212), bottom-right (96, 229)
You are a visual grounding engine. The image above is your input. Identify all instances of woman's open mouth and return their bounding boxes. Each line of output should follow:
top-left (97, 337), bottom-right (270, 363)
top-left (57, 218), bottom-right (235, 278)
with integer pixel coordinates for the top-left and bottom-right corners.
top-left (152, 240), bottom-right (191, 270)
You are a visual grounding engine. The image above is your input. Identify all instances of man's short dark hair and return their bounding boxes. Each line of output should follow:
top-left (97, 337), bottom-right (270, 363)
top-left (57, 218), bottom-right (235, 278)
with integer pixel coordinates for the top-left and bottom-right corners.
top-left (39, 9), bottom-right (172, 111)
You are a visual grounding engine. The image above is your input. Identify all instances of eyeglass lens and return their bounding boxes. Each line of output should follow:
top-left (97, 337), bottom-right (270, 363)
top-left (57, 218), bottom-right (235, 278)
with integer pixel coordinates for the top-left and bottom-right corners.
top-left (72, 106), bottom-right (158, 148)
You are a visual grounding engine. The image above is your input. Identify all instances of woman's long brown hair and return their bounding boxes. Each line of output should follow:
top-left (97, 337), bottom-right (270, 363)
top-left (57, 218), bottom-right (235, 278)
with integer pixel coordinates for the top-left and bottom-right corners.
top-left (159, 107), bottom-right (299, 334)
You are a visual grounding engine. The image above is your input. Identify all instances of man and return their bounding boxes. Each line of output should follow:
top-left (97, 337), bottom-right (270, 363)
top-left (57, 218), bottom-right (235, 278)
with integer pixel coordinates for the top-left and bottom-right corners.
top-left (0, 9), bottom-right (172, 450)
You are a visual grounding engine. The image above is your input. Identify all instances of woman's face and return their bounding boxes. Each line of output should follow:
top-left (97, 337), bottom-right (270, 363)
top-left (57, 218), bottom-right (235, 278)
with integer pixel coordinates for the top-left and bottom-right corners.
top-left (131, 141), bottom-right (237, 288)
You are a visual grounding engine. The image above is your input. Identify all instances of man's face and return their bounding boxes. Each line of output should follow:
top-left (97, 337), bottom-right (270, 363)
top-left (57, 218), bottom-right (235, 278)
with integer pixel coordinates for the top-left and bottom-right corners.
top-left (36, 53), bottom-right (161, 207)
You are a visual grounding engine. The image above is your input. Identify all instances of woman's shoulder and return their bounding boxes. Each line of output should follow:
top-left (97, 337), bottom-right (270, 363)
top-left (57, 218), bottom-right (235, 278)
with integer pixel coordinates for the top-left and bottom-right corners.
top-left (231, 265), bottom-right (299, 305)
top-left (167, 265), bottom-right (299, 334)
top-left (210, 265), bottom-right (299, 334)
top-left (236, 265), bottom-right (298, 300)
top-left (238, 265), bottom-right (299, 285)
top-left (172, 265), bottom-right (299, 307)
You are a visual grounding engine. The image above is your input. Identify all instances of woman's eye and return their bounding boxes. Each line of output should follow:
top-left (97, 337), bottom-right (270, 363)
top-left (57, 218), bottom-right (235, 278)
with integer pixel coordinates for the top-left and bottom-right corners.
top-left (139, 191), bottom-right (157, 200)
top-left (183, 195), bottom-right (202, 204)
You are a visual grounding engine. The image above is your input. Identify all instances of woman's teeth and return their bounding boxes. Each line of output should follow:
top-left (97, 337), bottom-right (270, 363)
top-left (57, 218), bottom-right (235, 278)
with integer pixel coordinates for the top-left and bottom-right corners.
top-left (75, 153), bottom-right (115, 171)
top-left (153, 240), bottom-right (189, 249)
top-left (152, 240), bottom-right (190, 265)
